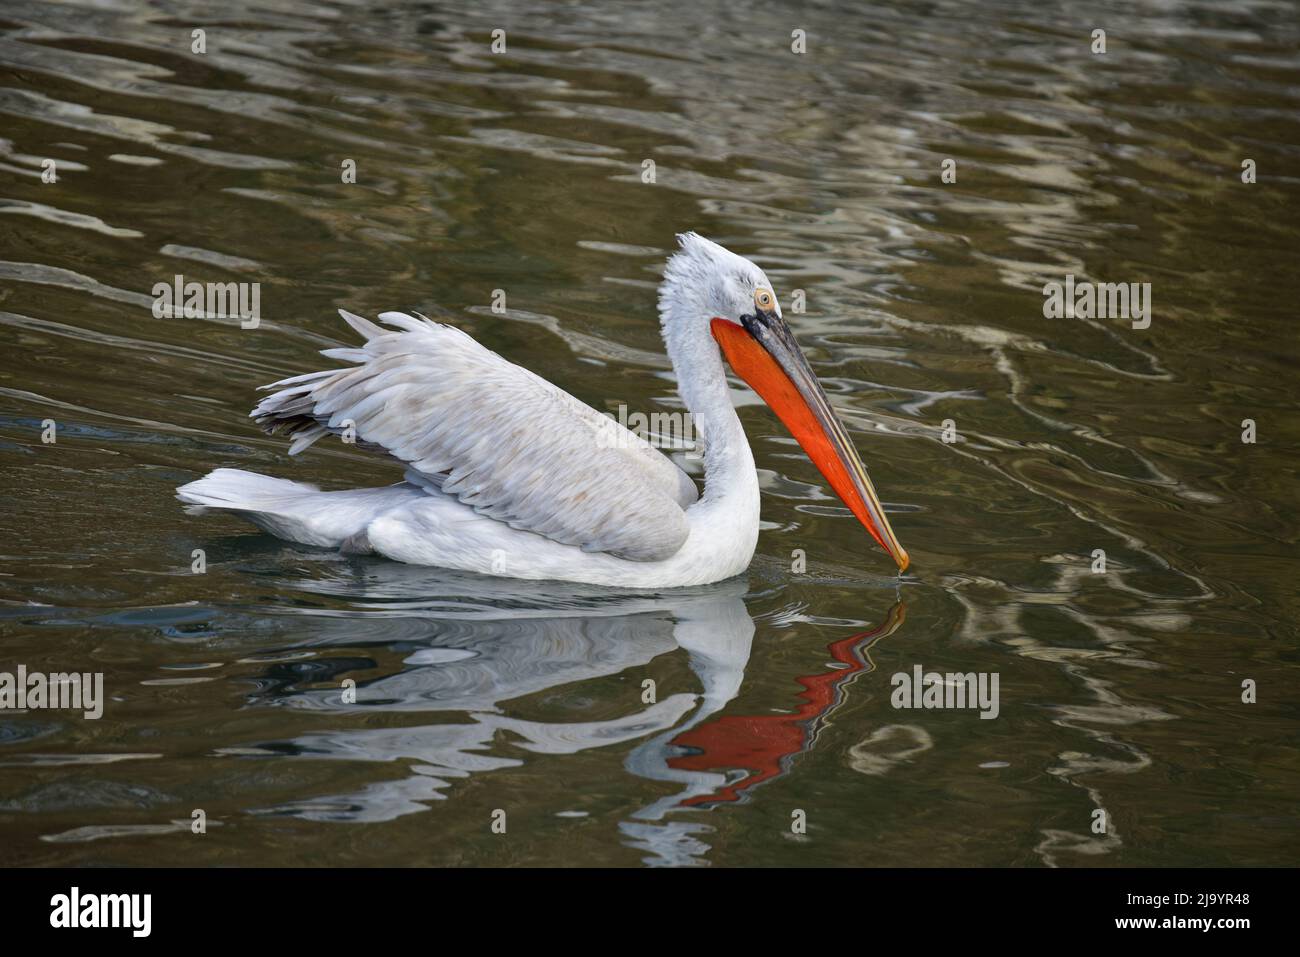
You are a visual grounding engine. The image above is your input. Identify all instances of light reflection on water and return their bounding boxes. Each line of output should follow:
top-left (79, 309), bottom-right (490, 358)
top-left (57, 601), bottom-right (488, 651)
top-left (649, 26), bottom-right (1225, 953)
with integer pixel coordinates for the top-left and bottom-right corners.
top-left (0, 0), bottom-right (1297, 866)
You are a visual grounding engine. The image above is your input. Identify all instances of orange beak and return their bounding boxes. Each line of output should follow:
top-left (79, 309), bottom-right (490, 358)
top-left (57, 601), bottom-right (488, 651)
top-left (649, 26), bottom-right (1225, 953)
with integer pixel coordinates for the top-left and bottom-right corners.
top-left (712, 315), bottom-right (909, 572)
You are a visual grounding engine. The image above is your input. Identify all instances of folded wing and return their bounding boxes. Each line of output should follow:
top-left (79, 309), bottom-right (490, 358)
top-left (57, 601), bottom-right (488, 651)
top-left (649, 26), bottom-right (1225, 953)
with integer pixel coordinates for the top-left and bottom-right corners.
top-left (251, 310), bottom-right (699, 562)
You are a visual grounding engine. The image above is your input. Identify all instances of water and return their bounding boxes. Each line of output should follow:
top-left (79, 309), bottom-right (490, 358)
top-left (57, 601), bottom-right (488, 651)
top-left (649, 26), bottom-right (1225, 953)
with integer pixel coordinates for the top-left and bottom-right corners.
top-left (1, 0), bottom-right (1298, 866)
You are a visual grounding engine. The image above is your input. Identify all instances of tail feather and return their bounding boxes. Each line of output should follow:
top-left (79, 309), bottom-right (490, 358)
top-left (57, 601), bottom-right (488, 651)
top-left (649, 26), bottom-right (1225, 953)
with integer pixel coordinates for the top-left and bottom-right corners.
top-left (177, 468), bottom-right (421, 549)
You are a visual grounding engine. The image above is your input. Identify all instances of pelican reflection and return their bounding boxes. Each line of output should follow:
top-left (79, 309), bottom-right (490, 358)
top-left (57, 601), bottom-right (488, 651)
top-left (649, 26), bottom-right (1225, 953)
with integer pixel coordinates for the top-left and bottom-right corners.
top-left (226, 557), bottom-right (903, 862)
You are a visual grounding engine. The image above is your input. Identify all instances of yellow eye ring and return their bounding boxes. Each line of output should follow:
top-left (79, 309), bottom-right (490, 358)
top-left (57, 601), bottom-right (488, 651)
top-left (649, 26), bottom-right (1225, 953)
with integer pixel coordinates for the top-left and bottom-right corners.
top-left (754, 289), bottom-right (774, 311)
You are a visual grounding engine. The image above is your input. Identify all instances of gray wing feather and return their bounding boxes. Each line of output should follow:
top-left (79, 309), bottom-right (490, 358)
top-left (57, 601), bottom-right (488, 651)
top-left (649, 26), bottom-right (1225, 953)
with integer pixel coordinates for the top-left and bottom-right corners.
top-left (251, 310), bottom-right (698, 562)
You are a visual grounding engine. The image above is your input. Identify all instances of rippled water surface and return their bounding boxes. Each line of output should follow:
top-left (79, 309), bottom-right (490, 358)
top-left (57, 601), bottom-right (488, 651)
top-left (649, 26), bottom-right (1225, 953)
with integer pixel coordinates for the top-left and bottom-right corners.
top-left (1, 0), bottom-right (1298, 866)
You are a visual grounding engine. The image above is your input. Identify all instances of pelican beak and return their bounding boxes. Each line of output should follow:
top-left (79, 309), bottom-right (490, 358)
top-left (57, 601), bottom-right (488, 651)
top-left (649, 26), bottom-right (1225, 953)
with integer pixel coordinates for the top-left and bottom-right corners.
top-left (711, 313), bottom-right (909, 572)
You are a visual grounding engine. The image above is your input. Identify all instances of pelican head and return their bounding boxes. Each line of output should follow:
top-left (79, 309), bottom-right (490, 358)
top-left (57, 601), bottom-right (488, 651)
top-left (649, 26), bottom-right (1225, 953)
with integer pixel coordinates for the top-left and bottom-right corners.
top-left (658, 232), bottom-right (909, 572)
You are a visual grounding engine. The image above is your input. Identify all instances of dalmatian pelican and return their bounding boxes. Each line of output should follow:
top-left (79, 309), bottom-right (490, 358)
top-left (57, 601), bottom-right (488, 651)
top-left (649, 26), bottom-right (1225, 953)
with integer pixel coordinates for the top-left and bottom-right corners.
top-left (178, 233), bottom-right (908, 586)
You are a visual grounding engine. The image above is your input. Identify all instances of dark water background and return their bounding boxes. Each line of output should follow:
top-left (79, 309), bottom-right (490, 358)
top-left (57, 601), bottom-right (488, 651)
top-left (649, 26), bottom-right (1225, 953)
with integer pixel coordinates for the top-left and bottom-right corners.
top-left (1, 0), bottom-right (1297, 866)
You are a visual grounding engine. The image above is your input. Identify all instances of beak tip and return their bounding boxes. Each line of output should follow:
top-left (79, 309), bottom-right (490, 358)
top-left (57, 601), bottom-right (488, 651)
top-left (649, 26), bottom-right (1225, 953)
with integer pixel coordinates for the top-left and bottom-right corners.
top-left (895, 548), bottom-right (910, 573)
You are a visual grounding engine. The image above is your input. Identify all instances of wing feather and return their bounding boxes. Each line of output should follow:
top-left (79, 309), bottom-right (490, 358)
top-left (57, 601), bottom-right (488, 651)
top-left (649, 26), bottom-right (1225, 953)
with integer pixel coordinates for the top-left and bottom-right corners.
top-left (251, 310), bottom-right (699, 562)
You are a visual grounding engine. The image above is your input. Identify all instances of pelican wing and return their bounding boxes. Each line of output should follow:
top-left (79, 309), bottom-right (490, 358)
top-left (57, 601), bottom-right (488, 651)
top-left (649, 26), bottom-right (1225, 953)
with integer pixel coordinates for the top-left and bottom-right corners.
top-left (251, 310), bottom-right (699, 562)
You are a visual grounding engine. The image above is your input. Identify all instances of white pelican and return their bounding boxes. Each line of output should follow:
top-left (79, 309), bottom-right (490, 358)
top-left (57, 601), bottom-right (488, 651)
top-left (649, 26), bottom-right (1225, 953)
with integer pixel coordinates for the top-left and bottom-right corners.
top-left (178, 232), bottom-right (909, 587)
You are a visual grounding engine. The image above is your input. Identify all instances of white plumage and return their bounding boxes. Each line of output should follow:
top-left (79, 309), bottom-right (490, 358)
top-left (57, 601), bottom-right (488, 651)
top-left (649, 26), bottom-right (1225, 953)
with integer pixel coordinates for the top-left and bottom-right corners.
top-left (248, 309), bottom-right (697, 561)
top-left (178, 233), bottom-right (906, 586)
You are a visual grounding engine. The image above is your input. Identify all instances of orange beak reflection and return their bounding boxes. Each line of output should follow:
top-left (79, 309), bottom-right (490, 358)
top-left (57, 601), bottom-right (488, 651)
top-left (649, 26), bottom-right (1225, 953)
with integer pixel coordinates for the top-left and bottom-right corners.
top-left (711, 316), bottom-right (909, 572)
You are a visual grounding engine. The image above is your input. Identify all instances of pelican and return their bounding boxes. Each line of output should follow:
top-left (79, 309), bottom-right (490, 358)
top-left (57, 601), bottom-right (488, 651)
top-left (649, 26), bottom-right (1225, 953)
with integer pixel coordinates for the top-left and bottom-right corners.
top-left (178, 233), bottom-right (908, 587)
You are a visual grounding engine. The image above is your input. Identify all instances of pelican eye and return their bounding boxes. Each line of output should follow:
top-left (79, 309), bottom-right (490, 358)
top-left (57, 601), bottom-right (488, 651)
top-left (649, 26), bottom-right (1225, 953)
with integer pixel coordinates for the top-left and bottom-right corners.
top-left (754, 289), bottom-right (775, 311)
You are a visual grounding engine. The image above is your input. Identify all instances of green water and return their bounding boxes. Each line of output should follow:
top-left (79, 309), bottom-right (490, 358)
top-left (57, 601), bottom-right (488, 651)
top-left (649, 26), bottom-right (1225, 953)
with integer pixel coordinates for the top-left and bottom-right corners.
top-left (1, 0), bottom-right (1297, 866)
